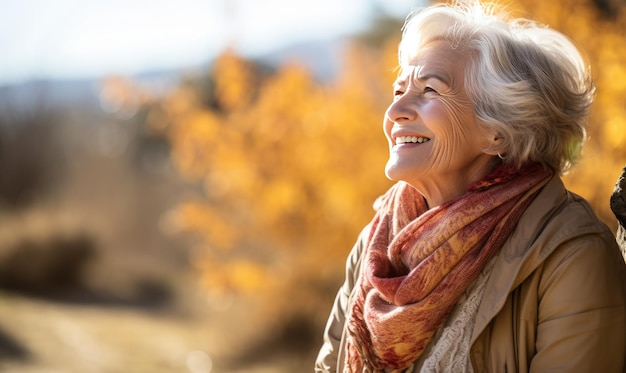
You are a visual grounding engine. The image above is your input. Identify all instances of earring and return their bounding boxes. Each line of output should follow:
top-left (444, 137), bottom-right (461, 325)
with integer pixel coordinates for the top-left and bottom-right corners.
top-left (497, 153), bottom-right (506, 160)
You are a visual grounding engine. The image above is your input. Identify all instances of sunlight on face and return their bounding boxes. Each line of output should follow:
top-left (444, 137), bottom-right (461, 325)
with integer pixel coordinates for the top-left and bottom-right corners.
top-left (383, 40), bottom-right (495, 206)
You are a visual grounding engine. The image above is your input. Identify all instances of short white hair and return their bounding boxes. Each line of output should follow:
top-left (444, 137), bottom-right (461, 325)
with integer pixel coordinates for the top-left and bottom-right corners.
top-left (399, 1), bottom-right (595, 174)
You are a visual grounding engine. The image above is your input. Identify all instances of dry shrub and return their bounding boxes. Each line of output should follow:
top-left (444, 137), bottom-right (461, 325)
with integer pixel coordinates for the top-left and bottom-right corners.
top-left (0, 327), bottom-right (30, 361)
top-left (0, 95), bottom-right (66, 210)
top-left (0, 210), bottom-right (96, 295)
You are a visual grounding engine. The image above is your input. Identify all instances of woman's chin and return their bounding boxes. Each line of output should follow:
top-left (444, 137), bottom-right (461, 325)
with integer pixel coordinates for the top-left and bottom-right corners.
top-left (385, 162), bottom-right (418, 183)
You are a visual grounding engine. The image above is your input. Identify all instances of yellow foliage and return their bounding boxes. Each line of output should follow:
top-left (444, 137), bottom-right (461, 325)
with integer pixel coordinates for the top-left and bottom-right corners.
top-left (169, 202), bottom-right (238, 250)
top-left (168, 109), bottom-right (221, 180)
top-left (146, 43), bottom-right (395, 302)
top-left (605, 116), bottom-right (626, 150)
top-left (212, 50), bottom-right (256, 111)
top-left (196, 257), bottom-right (271, 295)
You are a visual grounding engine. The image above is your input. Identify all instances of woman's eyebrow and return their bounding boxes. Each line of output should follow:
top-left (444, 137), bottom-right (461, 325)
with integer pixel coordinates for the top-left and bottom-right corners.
top-left (415, 72), bottom-right (450, 86)
top-left (396, 67), bottom-right (451, 87)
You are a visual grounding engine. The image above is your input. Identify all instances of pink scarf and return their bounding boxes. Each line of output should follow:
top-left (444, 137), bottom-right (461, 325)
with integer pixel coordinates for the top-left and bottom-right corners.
top-left (344, 163), bottom-right (552, 372)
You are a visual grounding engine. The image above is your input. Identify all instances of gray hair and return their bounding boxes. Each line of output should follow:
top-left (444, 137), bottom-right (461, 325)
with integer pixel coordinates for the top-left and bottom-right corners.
top-left (399, 1), bottom-right (595, 174)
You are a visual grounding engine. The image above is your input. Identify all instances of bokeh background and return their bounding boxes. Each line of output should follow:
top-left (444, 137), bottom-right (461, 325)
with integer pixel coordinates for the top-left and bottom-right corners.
top-left (0, 0), bottom-right (625, 372)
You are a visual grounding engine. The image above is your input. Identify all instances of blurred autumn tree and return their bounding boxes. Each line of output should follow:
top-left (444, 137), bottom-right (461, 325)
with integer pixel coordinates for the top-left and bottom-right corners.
top-left (140, 43), bottom-right (401, 365)
top-left (138, 0), bottom-right (626, 363)
top-left (152, 42), bottom-right (398, 312)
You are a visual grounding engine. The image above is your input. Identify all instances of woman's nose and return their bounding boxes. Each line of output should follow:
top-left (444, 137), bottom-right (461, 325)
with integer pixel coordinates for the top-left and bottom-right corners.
top-left (386, 95), bottom-right (418, 123)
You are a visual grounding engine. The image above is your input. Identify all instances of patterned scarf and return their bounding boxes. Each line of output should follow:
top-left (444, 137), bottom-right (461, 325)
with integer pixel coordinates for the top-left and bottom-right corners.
top-left (344, 163), bottom-right (552, 372)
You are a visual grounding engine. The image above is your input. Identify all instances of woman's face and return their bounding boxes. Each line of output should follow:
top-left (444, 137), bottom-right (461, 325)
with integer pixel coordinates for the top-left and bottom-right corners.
top-left (384, 40), bottom-right (497, 206)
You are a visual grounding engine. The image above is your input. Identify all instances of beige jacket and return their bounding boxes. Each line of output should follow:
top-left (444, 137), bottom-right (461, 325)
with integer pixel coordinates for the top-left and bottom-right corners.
top-left (316, 176), bottom-right (626, 372)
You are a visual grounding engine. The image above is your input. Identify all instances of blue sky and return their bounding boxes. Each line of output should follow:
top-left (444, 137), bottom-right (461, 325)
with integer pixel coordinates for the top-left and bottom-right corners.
top-left (0, 0), bottom-right (422, 85)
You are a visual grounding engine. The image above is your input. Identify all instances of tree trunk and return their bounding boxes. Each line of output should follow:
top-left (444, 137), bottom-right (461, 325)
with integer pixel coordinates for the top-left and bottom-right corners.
top-left (610, 166), bottom-right (626, 259)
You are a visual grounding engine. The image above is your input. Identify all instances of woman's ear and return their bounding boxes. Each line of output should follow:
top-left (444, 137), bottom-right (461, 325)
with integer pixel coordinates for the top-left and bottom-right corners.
top-left (482, 131), bottom-right (505, 156)
top-left (491, 135), bottom-right (504, 147)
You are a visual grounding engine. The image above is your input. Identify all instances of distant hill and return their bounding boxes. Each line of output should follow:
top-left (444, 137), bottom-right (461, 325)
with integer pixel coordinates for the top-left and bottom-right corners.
top-left (252, 37), bottom-right (347, 81)
top-left (0, 37), bottom-right (347, 111)
top-left (0, 79), bottom-right (100, 111)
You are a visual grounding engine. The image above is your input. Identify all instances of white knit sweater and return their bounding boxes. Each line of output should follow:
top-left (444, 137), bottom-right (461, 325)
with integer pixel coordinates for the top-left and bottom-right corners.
top-left (405, 257), bottom-right (497, 373)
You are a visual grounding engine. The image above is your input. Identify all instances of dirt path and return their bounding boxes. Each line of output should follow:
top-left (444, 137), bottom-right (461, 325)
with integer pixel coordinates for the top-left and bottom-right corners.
top-left (0, 291), bottom-right (221, 372)
top-left (0, 289), bottom-right (313, 373)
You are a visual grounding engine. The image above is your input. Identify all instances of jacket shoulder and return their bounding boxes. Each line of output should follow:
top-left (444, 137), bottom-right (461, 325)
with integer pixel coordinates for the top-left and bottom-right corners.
top-left (475, 176), bottom-right (622, 331)
top-left (505, 176), bottom-right (616, 265)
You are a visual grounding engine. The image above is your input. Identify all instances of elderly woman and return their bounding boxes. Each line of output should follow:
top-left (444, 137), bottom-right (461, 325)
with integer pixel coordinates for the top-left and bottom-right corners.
top-left (315, 2), bottom-right (626, 372)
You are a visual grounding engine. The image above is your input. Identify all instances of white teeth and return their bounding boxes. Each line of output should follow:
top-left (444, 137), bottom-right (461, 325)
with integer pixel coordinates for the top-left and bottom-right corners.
top-left (396, 136), bottom-right (430, 144)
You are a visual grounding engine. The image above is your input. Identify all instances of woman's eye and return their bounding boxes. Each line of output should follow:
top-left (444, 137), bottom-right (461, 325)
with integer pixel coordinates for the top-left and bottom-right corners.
top-left (424, 86), bottom-right (437, 94)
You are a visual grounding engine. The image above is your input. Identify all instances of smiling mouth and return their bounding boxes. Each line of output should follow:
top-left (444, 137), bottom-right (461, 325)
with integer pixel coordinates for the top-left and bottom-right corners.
top-left (395, 136), bottom-right (431, 145)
